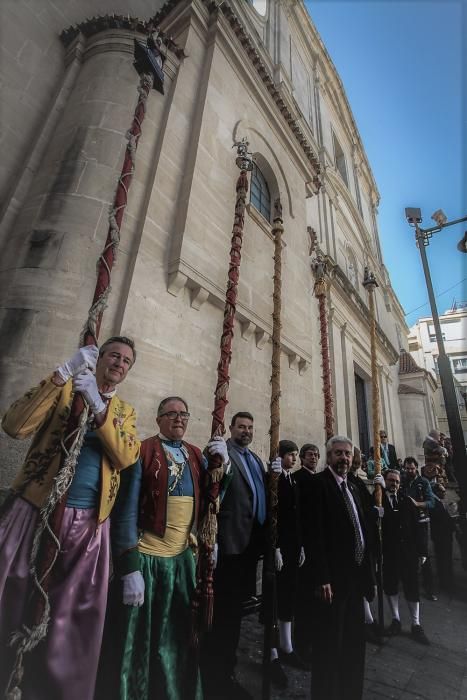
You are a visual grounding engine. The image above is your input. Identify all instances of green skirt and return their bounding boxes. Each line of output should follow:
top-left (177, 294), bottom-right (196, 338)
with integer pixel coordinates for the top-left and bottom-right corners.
top-left (119, 548), bottom-right (203, 700)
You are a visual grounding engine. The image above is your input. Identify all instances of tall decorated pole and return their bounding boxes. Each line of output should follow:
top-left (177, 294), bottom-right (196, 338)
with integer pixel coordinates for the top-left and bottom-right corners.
top-left (362, 266), bottom-right (384, 635)
top-left (193, 139), bottom-right (254, 638)
top-left (6, 30), bottom-right (167, 698)
top-left (311, 252), bottom-right (334, 441)
top-left (262, 198), bottom-right (284, 700)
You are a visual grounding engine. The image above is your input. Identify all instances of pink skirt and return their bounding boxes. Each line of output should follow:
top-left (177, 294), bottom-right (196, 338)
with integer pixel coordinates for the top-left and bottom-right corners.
top-left (0, 497), bottom-right (110, 700)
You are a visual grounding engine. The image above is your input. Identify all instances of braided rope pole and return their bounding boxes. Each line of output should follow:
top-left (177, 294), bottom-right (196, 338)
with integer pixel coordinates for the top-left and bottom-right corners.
top-left (362, 266), bottom-right (384, 635)
top-left (192, 139), bottom-right (253, 639)
top-left (6, 72), bottom-right (152, 700)
top-left (262, 199), bottom-right (283, 700)
top-left (312, 255), bottom-right (334, 441)
top-left (363, 268), bottom-right (382, 495)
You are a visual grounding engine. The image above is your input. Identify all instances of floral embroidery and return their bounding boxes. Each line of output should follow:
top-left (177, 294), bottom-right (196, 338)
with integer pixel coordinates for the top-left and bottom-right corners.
top-left (107, 469), bottom-right (119, 503)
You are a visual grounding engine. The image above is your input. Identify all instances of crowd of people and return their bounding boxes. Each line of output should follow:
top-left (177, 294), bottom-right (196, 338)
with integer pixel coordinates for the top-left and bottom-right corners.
top-left (0, 339), bottom-right (460, 700)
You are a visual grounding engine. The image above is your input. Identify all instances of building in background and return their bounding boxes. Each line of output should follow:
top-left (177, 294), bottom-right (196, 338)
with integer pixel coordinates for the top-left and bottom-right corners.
top-left (1, 0), bottom-right (418, 476)
top-left (408, 302), bottom-right (467, 441)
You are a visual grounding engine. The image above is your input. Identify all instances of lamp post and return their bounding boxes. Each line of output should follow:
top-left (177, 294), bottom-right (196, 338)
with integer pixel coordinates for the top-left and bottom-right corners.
top-left (405, 208), bottom-right (467, 566)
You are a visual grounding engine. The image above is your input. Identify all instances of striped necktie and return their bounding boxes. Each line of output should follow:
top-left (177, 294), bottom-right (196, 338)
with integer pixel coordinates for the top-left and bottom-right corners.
top-left (341, 481), bottom-right (365, 565)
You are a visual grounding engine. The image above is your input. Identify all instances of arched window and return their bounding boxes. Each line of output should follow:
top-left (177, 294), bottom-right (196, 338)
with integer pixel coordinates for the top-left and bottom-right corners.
top-left (346, 249), bottom-right (358, 288)
top-left (250, 163), bottom-right (271, 221)
top-left (247, 0), bottom-right (268, 16)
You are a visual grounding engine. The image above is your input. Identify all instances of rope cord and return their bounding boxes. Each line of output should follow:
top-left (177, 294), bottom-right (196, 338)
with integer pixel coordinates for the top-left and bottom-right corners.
top-left (6, 72), bottom-right (152, 700)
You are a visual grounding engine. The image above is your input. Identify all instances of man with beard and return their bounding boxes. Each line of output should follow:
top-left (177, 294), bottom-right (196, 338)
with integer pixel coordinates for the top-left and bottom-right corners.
top-left (302, 436), bottom-right (374, 700)
top-left (202, 412), bottom-right (281, 700)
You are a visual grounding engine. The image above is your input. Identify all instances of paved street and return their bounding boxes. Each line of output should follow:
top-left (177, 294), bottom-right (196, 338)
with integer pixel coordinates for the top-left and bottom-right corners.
top-left (1, 434), bottom-right (465, 700)
top-left (234, 548), bottom-right (467, 700)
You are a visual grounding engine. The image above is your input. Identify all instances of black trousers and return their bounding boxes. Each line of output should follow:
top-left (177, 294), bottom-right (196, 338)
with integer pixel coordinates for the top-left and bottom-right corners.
top-left (293, 561), bottom-right (313, 654)
top-left (310, 580), bottom-right (366, 700)
top-left (433, 534), bottom-right (454, 592)
top-left (201, 521), bottom-right (265, 689)
top-left (276, 549), bottom-right (299, 621)
top-left (383, 548), bottom-right (419, 602)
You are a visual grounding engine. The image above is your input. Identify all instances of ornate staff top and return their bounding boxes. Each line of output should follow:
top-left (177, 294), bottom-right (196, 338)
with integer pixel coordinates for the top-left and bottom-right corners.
top-left (311, 248), bottom-right (334, 441)
top-left (233, 137), bottom-right (254, 172)
top-left (363, 266), bottom-right (379, 289)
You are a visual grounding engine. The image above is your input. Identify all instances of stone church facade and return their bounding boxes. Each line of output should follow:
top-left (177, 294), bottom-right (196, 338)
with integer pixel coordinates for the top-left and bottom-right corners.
top-left (0, 0), bottom-right (415, 465)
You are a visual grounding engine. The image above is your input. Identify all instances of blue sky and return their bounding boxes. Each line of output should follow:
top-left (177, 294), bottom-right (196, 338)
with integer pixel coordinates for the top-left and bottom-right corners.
top-left (305, 0), bottom-right (466, 329)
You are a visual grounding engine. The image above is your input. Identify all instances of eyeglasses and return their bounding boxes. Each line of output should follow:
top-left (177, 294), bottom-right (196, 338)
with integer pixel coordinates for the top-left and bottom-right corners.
top-left (159, 411), bottom-right (190, 421)
top-left (380, 435), bottom-right (387, 438)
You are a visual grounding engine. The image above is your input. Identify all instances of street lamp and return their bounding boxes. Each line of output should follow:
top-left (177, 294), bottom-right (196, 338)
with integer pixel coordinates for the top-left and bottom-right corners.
top-left (405, 207), bottom-right (467, 566)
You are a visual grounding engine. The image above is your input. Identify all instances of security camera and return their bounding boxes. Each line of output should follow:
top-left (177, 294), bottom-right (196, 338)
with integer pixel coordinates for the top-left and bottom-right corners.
top-left (405, 207), bottom-right (422, 224)
top-left (457, 231), bottom-right (467, 253)
top-left (431, 209), bottom-right (447, 227)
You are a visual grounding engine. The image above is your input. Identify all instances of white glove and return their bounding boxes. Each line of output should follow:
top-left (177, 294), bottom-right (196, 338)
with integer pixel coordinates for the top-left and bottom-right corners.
top-left (211, 543), bottom-right (218, 569)
top-left (419, 556), bottom-right (427, 566)
top-left (72, 369), bottom-right (106, 415)
top-left (374, 506), bottom-right (384, 519)
top-left (299, 546), bottom-right (306, 567)
top-left (122, 571), bottom-right (145, 606)
top-left (56, 345), bottom-right (99, 382)
top-left (206, 437), bottom-right (230, 467)
top-left (270, 457), bottom-right (282, 474)
top-left (275, 548), bottom-right (283, 571)
top-left (373, 474), bottom-right (386, 489)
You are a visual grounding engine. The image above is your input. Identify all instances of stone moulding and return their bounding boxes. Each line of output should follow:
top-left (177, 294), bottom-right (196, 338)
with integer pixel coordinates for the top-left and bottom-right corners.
top-left (60, 11), bottom-right (186, 60)
top-left (201, 0), bottom-right (321, 193)
top-left (332, 264), bottom-right (399, 365)
top-left (168, 258), bottom-right (312, 373)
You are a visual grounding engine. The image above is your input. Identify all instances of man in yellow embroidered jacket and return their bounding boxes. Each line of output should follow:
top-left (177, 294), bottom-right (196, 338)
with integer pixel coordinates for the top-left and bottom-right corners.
top-left (0, 336), bottom-right (140, 700)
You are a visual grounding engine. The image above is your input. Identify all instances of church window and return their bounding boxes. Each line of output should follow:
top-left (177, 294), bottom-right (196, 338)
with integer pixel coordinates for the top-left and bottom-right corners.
top-left (247, 0), bottom-right (268, 16)
top-left (333, 132), bottom-right (349, 188)
top-left (250, 163), bottom-right (271, 221)
top-left (347, 249), bottom-right (358, 288)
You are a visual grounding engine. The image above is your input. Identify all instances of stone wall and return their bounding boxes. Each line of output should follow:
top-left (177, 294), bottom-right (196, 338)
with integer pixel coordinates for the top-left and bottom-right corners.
top-left (0, 0), bottom-right (418, 470)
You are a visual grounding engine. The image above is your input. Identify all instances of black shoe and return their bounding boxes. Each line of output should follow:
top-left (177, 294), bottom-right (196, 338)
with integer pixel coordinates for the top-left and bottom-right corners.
top-left (411, 624), bottom-right (430, 645)
top-left (227, 676), bottom-right (254, 700)
top-left (270, 659), bottom-right (288, 689)
top-left (205, 675), bottom-right (254, 700)
top-left (294, 644), bottom-right (313, 665)
top-left (365, 621), bottom-right (383, 645)
top-left (278, 649), bottom-right (310, 670)
top-left (385, 618), bottom-right (401, 636)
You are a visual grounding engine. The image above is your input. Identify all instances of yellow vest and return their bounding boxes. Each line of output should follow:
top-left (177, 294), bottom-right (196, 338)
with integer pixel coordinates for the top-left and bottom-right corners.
top-left (2, 375), bottom-right (140, 524)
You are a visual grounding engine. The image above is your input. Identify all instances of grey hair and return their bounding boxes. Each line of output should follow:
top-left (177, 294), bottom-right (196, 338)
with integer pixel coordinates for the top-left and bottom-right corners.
top-left (157, 396), bottom-right (189, 416)
top-left (326, 435), bottom-right (353, 452)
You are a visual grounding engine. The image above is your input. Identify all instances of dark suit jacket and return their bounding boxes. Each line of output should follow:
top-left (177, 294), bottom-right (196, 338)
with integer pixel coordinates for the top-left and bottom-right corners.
top-left (381, 491), bottom-right (427, 564)
top-left (303, 467), bottom-right (374, 600)
top-left (373, 442), bottom-right (398, 469)
top-left (217, 438), bottom-right (266, 556)
top-left (277, 472), bottom-right (301, 560)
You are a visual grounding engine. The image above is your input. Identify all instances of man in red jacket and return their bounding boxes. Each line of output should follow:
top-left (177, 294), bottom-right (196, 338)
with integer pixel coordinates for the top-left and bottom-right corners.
top-left (104, 396), bottom-right (230, 700)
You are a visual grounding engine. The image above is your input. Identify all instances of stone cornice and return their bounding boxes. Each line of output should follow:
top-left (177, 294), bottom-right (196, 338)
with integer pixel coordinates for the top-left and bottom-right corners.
top-left (167, 256), bottom-right (312, 374)
top-left (60, 10), bottom-right (186, 59)
top-left (201, 0), bottom-right (321, 192)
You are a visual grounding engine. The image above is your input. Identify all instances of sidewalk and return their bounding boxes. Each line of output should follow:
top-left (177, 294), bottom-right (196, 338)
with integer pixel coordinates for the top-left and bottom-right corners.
top-left (234, 548), bottom-right (467, 700)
